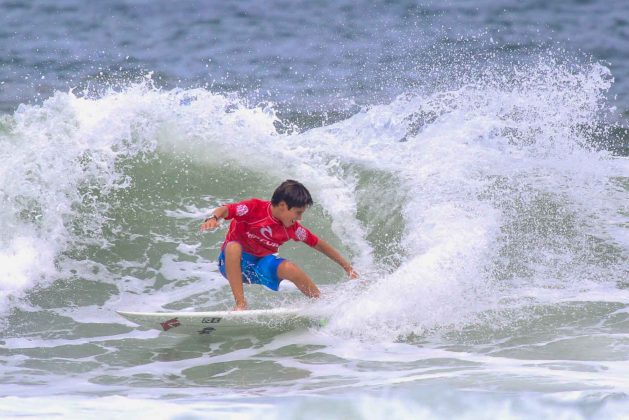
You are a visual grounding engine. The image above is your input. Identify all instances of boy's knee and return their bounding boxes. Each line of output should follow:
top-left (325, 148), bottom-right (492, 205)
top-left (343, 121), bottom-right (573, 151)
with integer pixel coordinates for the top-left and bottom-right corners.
top-left (224, 241), bottom-right (242, 255)
top-left (278, 260), bottom-right (302, 278)
top-left (279, 260), bottom-right (294, 272)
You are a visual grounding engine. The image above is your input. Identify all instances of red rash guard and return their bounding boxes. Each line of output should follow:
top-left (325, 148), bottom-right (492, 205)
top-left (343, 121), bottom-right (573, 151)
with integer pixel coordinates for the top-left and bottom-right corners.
top-left (222, 198), bottom-right (319, 257)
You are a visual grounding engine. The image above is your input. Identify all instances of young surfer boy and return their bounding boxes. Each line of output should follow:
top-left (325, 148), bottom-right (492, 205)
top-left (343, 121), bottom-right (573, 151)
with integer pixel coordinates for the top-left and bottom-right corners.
top-left (200, 179), bottom-right (358, 310)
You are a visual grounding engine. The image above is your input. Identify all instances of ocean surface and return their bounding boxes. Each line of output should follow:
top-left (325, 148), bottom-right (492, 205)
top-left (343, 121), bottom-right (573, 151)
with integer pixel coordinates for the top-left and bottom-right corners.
top-left (1, 1), bottom-right (629, 418)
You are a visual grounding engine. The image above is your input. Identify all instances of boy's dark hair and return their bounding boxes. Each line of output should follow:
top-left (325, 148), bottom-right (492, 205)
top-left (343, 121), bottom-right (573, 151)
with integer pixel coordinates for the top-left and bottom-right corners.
top-left (271, 180), bottom-right (313, 209)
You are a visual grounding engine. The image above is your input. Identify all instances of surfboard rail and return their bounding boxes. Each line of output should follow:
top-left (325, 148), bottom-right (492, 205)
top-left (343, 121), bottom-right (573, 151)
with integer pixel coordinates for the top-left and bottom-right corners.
top-left (117, 307), bottom-right (312, 335)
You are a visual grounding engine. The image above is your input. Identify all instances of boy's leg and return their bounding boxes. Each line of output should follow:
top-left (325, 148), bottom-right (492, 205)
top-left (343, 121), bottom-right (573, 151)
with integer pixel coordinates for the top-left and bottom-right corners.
top-left (223, 241), bottom-right (247, 310)
top-left (277, 261), bottom-right (320, 298)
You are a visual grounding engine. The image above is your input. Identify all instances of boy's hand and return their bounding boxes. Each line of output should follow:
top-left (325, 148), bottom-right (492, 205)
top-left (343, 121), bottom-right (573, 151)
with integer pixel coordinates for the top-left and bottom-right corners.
top-left (345, 266), bottom-right (359, 279)
top-left (200, 217), bottom-right (220, 232)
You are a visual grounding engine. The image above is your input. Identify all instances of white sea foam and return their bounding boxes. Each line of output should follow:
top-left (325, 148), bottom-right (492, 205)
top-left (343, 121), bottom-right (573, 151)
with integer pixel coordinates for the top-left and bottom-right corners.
top-left (285, 60), bottom-right (629, 340)
top-left (0, 60), bottom-right (627, 345)
top-left (1, 391), bottom-right (628, 420)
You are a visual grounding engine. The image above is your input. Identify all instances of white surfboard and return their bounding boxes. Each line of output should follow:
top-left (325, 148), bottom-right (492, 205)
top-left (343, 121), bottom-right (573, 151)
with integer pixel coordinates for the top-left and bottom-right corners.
top-left (117, 307), bottom-right (314, 335)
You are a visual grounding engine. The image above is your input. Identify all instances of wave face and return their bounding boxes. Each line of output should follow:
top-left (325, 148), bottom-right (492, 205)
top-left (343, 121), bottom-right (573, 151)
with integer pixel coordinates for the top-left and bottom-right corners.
top-left (0, 59), bottom-right (628, 417)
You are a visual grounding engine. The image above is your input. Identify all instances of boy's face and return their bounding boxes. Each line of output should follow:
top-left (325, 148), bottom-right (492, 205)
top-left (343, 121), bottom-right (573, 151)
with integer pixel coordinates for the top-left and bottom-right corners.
top-left (276, 202), bottom-right (306, 227)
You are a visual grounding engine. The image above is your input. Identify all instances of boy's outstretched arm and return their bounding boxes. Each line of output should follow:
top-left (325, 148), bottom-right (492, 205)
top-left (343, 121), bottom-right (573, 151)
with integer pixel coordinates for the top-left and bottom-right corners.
top-left (200, 206), bottom-right (229, 231)
top-left (314, 239), bottom-right (359, 279)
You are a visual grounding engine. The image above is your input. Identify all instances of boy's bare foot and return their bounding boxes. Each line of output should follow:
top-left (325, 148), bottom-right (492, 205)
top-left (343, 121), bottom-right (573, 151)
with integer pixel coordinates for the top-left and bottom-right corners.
top-left (233, 301), bottom-right (247, 311)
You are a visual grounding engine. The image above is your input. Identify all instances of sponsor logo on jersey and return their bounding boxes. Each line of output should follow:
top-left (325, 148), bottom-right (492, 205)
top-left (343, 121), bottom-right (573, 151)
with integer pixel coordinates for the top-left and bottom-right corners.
top-left (295, 226), bottom-right (307, 241)
top-left (260, 226), bottom-right (273, 240)
top-left (236, 204), bottom-right (249, 216)
top-left (246, 231), bottom-right (280, 249)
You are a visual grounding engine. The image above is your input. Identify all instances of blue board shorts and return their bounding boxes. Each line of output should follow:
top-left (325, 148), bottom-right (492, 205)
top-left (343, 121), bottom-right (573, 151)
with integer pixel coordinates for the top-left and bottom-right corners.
top-left (218, 247), bottom-right (286, 291)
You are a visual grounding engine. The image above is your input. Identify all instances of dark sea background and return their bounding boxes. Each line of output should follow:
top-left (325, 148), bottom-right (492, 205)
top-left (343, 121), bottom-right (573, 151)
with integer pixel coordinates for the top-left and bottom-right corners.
top-left (1, 1), bottom-right (628, 418)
